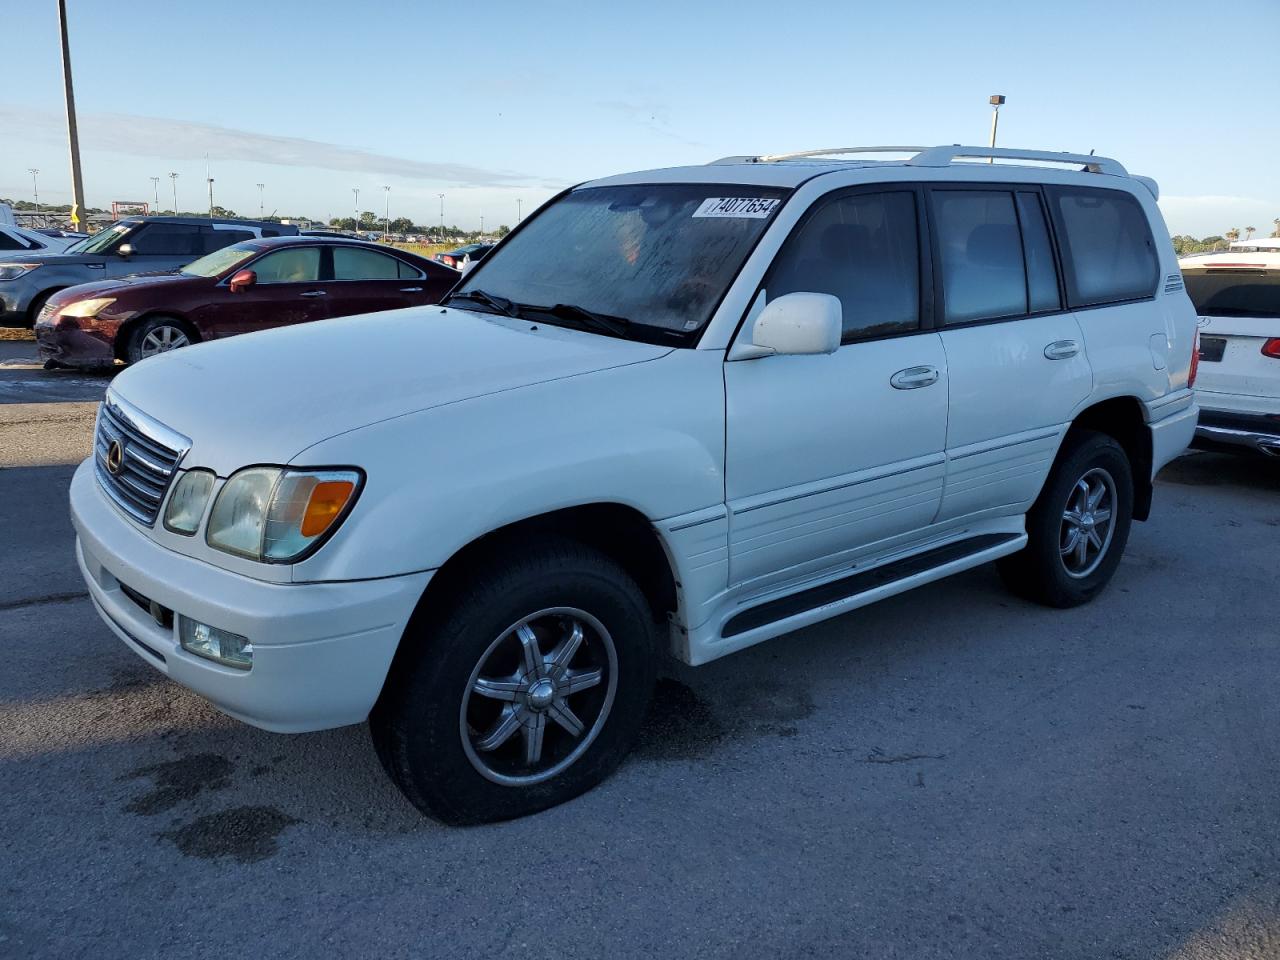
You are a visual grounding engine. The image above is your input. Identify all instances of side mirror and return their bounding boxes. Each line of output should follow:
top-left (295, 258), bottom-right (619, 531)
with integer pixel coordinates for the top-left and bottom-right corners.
top-left (229, 269), bottom-right (257, 293)
top-left (117, 243), bottom-right (134, 258)
top-left (748, 292), bottom-right (842, 357)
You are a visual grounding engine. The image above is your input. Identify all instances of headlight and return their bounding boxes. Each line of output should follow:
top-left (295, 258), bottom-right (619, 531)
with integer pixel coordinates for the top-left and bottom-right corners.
top-left (58, 296), bottom-right (116, 318)
top-left (0, 263), bottom-right (40, 281)
top-left (163, 469), bottom-right (216, 535)
top-left (206, 466), bottom-right (362, 562)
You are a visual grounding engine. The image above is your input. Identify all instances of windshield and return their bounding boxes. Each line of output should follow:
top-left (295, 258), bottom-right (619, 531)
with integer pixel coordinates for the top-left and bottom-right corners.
top-left (181, 242), bottom-right (260, 278)
top-left (451, 184), bottom-right (788, 341)
top-left (1184, 270), bottom-right (1280, 319)
top-left (72, 221), bottom-right (135, 255)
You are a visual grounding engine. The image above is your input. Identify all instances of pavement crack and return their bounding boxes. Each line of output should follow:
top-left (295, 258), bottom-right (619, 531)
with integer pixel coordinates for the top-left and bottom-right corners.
top-left (856, 749), bottom-right (946, 764)
top-left (0, 591), bottom-right (89, 612)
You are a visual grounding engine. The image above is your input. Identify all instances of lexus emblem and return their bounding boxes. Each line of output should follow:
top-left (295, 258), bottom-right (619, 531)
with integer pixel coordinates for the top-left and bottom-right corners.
top-left (106, 439), bottom-right (125, 475)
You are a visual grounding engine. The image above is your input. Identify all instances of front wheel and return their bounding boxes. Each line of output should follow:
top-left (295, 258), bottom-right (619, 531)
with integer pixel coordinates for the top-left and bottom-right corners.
top-left (370, 540), bottom-right (658, 824)
top-left (124, 316), bottom-right (197, 364)
top-left (998, 430), bottom-right (1134, 608)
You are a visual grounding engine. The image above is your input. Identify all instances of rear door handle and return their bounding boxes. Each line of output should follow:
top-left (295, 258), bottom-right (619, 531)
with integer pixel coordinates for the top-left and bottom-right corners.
top-left (1044, 339), bottom-right (1080, 360)
top-left (890, 365), bottom-right (940, 390)
top-left (399, 286), bottom-right (424, 293)
top-left (299, 290), bottom-right (327, 298)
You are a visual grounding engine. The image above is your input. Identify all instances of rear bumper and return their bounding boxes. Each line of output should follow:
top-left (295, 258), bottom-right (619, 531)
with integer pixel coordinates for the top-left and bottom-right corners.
top-left (70, 460), bottom-right (432, 732)
top-left (1193, 410), bottom-right (1280, 457)
top-left (1149, 401), bottom-right (1200, 476)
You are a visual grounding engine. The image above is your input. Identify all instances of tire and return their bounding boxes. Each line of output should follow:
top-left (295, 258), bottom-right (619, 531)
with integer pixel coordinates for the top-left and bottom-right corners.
top-left (370, 539), bottom-right (659, 824)
top-left (124, 315), bottom-right (197, 364)
top-left (26, 289), bottom-right (59, 328)
top-left (997, 430), bottom-right (1134, 608)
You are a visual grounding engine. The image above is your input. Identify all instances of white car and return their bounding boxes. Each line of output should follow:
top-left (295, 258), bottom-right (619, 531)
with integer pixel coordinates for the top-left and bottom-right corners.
top-left (69, 144), bottom-right (1199, 823)
top-left (0, 223), bottom-right (78, 259)
top-left (1181, 246), bottom-right (1280, 456)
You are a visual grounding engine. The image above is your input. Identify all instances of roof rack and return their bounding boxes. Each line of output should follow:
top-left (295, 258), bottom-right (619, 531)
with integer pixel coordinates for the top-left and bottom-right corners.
top-left (711, 144), bottom-right (1128, 178)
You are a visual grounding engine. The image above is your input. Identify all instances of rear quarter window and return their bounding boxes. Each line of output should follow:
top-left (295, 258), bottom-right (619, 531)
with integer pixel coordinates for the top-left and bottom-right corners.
top-left (1048, 186), bottom-right (1158, 307)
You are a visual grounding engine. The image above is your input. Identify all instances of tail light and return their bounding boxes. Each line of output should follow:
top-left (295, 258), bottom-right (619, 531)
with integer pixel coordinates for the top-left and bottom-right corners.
top-left (1262, 338), bottom-right (1280, 360)
top-left (441, 255), bottom-right (456, 268)
top-left (1188, 329), bottom-right (1200, 388)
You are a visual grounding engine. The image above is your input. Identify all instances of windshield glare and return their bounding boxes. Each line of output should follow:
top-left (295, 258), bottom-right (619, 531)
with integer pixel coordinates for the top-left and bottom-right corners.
top-left (454, 184), bottom-right (788, 340)
top-left (181, 242), bottom-right (259, 278)
top-left (76, 222), bottom-right (135, 255)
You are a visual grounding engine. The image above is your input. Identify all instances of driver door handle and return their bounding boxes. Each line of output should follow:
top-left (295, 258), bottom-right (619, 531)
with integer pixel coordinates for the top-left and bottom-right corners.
top-left (890, 365), bottom-right (940, 390)
top-left (299, 290), bottom-right (327, 298)
top-left (399, 286), bottom-right (424, 293)
top-left (1044, 339), bottom-right (1080, 360)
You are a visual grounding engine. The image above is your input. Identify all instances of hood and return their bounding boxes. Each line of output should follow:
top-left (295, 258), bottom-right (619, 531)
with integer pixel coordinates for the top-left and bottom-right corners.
top-left (109, 305), bottom-right (672, 474)
top-left (3, 251), bottom-right (108, 267)
top-left (48, 272), bottom-right (198, 304)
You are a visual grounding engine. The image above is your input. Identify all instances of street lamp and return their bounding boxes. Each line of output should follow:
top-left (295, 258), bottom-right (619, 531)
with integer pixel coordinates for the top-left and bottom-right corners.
top-left (383, 185), bottom-right (391, 238)
top-left (517, 198), bottom-right (522, 224)
top-left (28, 169), bottom-right (39, 218)
top-left (479, 211), bottom-right (484, 237)
top-left (149, 176), bottom-right (159, 214)
top-left (988, 94), bottom-right (1006, 162)
top-left (169, 172), bottom-right (179, 213)
top-left (353, 187), bottom-right (360, 233)
top-left (438, 193), bottom-right (444, 237)
top-left (257, 183), bottom-right (265, 218)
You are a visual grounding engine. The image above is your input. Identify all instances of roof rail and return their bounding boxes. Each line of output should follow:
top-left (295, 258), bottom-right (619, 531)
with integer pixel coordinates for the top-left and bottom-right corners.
top-left (709, 146), bottom-right (929, 165)
top-left (906, 145), bottom-right (1128, 177)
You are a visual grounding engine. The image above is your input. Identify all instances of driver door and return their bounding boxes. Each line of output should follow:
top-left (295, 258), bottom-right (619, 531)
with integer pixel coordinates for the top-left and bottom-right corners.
top-left (217, 245), bottom-right (330, 337)
top-left (724, 187), bottom-right (948, 592)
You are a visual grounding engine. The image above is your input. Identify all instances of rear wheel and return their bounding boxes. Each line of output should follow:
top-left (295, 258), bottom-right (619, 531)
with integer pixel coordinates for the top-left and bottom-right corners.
top-left (124, 315), bottom-right (197, 364)
top-left (998, 430), bottom-right (1134, 607)
top-left (370, 539), bottom-right (658, 824)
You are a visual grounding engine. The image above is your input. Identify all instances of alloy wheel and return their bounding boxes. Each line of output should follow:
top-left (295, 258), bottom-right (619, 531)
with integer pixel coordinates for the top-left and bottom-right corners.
top-left (1059, 467), bottom-right (1117, 579)
top-left (139, 325), bottom-right (190, 358)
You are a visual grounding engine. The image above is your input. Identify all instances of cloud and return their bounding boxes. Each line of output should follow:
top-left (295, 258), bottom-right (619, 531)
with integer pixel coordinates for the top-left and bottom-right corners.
top-left (1, 105), bottom-right (564, 189)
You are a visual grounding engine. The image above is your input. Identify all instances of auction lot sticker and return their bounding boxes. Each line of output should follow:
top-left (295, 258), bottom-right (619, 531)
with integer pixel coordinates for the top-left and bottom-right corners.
top-left (692, 197), bottom-right (780, 218)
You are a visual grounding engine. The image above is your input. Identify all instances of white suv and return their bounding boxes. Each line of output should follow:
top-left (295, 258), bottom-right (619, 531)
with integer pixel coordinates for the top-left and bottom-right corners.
top-left (70, 144), bottom-right (1199, 823)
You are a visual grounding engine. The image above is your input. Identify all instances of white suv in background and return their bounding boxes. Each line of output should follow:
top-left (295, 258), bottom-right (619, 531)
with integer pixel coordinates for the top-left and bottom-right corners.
top-left (1180, 241), bottom-right (1280, 456)
top-left (69, 144), bottom-right (1199, 823)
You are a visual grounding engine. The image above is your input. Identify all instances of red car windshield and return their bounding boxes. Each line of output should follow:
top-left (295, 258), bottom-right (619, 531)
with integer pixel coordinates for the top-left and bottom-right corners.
top-left (180, 242), bottom-right (260, 278)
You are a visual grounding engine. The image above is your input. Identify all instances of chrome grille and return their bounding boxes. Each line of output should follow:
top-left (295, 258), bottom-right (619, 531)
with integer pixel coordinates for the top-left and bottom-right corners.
top-left (93, 392), bottom-right (191, 526)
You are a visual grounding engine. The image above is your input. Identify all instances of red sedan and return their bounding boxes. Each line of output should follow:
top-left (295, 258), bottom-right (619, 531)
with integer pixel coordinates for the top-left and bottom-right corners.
top-left (35, 236), bottom-right (458, 367)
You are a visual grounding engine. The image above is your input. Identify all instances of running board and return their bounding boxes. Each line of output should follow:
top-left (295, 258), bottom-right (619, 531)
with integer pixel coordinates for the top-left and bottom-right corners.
top-left (722, 533), bottom-right (1022, 639)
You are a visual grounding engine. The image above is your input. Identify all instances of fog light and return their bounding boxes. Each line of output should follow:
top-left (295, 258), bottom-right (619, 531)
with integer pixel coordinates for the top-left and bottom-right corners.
top-left (179, 616), bottom-right (253, 669)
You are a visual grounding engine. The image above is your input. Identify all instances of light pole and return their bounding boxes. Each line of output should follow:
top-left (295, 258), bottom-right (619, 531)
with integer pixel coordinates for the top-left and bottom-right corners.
top-left (438, 193), bottom-right (444, 237)
top-left (383, 185), bottom-right (391, 238)
top-left (256, 183), bottom-right (265, 218)
top-left (479, 212), bottom-right (484, 237)
top-left (352, 187), bottom-right (360, 233)
top-left (149, 176), bottom-right (159, 214)
top-left (517, 198), bottom-right (522, 224)
top-left (28, 169), bottom-right (40, 218)
top-left (207, 177), bottom-right (215, 218)
top-left (988, 94), bottom-right (1006, 162)
top-left (169, 172), bottom-right (179, 213)
top-left (57, 0), bottom-right (86, 230)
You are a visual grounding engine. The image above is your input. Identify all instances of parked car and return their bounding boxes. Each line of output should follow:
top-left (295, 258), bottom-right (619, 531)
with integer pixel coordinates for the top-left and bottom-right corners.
top-left (0, 223), bottom-right (79, 258)
top-left (69, 144), bottom-right (1198, 824)
top-left (36, 236), bottom-right (456, 367)
top-left (1181, 249), bottom-right (1280, 456)
top-left (0, 216), bottom-right (298, 328)
top-left (434, 243), bottom-right (493, 270)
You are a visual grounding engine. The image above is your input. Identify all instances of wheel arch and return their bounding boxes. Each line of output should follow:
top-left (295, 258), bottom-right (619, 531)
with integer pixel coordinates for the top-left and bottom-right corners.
top-left (1067, 396), bottom-right (1153, 520)
top-left (114, 311), bottom-right (200, 361)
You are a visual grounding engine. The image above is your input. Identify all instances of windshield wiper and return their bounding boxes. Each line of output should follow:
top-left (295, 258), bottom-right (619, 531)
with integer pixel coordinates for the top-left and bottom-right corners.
top-left (541, 303), bottom-right (631, 337)
top-left (445, 289), bottom-right (520, 317)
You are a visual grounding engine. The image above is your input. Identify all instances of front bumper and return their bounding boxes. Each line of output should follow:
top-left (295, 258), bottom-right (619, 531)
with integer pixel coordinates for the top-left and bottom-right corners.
top-left (35, 317), bottom-right (118, 369)
top-left (0, 284), bottom-right (34, 327)
top-left (70, 460), bottom-right (433, 732)
top-left (1193, 409), bottom-right (1280, 457)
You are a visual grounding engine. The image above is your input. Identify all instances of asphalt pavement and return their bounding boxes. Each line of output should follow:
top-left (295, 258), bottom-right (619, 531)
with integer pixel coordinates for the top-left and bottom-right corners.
top-left (1, 343), bottom-right (1278, 959)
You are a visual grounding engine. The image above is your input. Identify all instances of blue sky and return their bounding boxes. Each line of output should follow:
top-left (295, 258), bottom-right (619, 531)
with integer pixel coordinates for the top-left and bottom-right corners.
top-left (5, 0), bottom-right (1277, 236)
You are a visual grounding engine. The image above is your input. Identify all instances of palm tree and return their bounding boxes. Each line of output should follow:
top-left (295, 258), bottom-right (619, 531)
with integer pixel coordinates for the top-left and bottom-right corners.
top-left (1245, 226), bottom-right (1256, 240)
top-left (1225, 227), bottom-right (1240, 243)
top-left (1272, 218), bottom-right (1279, 238)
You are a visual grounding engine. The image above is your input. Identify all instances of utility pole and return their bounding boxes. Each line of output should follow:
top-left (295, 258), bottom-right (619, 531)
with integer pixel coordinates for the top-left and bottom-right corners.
top-left (383, 185), bottom-right (391, 238)
top-left (57, 0), bottom-right (86, 230)
top-left (169, 172), bottom-right (179, 213)
top-left (479, 212), bottom-right (484, 237)
top-left (149, 176), bottom-right (160, 214)
top-left (517, 198), bottom-right (522, 224)
top-left (988, 94), bottom-right (1006, 162)
top-left (438, 193), bottom-right (444, 237)
top-left (257, 183), bottom-right (265, 218)
top-left (205, 153), bottom-right (214, 218)
top-left (29, 169), bottom-right (40, 218)
top-left (352, 187), bottom-right (360, 233)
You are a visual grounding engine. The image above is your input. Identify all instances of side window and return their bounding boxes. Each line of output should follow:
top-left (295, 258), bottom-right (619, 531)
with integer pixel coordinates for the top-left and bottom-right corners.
top-left (933, 190), bottom-right (1028, 324)
top-left (0, 231), bottom-right (26, 251)
top-left (332, 247), bottom-right (401, 280)
top-left (128, 223), bottom-right (203, 256)
top-left (1016, 192), bottom-right (1061, 313)
top-left (249, 247), bottom-right (321, 284)
top-left (1048, 186), bottom-right (1158, 307)
top-left (765, 191), bottom-right (920, 339)
top-left (204, 229), bottom-right (253, 254)
top-left (397, 259), bottom-right (423, 279)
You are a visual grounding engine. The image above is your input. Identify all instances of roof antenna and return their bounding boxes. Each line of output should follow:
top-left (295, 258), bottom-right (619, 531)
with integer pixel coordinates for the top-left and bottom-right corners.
top-left (1082, 148), bottom-right (1095, 172)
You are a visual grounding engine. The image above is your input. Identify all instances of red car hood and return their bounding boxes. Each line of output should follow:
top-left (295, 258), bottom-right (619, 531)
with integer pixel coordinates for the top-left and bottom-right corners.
top-left (49, 272), bottom-right (207, 307)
